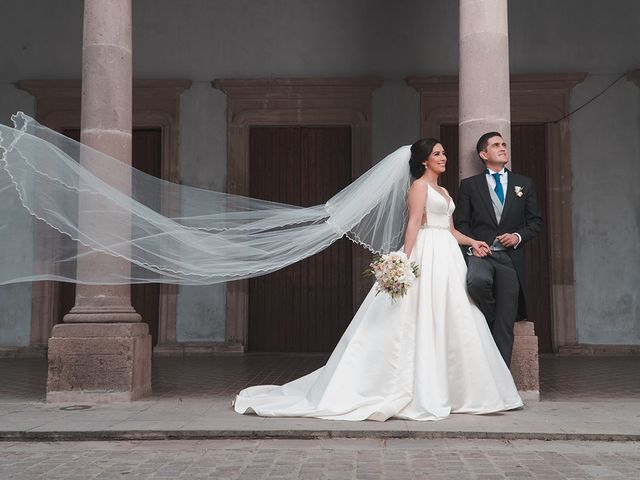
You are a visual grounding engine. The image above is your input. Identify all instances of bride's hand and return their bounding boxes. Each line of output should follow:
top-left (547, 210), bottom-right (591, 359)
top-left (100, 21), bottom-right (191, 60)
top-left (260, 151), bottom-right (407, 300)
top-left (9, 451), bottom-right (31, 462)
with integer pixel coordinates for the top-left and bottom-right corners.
top-left (470, 240), bottom-right (491, 257)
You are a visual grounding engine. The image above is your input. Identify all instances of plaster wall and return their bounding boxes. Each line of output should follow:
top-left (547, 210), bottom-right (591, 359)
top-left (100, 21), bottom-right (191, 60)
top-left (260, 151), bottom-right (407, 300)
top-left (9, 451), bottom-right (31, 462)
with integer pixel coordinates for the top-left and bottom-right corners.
top-left (508, 0), bottom-right (640, 345)
top-left (175, 83), bottom-right (227, 341)
top-left (0, 0), bottom-right (638, 345)
top-left (570, 76), bottom-right (640, 344)
top-left (0, 86), bottom-right (34, 347)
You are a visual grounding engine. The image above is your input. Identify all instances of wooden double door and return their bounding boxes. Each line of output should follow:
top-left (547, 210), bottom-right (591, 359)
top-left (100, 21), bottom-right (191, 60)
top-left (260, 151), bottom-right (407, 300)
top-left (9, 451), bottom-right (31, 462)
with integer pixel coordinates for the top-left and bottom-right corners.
top-left (248, 126), bottom-right (354, 352)
top-left (440, 124), bottom-right (552, 352)
top-left (58, 129), bottom-right (162, 346)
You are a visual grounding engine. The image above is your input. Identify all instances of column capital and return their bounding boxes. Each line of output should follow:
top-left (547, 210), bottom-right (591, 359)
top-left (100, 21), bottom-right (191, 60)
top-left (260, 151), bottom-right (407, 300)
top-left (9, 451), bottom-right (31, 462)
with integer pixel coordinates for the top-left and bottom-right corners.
top-left (406, 73), bottom-right (587, 138)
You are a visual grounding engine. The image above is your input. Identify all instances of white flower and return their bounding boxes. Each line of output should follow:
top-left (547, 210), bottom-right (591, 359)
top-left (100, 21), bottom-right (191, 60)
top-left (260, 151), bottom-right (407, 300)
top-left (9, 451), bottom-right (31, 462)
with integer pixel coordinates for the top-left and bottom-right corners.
top-left (364, 251), bottom-right (420, 302)
top-left (514, 186), bottom-right (524, 197)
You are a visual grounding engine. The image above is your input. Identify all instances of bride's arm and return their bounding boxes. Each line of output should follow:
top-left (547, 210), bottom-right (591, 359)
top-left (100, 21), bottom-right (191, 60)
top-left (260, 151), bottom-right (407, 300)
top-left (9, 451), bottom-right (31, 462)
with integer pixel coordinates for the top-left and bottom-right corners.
top-left (449, 218), bottom-right (490, 257)
top-left (403, 181), bottom-right (428, 257)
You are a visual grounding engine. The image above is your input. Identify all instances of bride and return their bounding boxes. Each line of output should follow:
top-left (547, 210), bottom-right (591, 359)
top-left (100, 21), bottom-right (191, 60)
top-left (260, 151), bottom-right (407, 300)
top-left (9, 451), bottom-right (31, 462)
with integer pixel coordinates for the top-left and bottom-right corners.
top-left (233, 138), bottom-right (523, 421)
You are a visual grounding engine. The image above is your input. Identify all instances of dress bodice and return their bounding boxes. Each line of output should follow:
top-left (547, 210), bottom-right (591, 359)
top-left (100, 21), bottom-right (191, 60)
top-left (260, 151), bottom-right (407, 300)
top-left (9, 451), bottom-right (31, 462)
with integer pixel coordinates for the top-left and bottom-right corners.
top-left (424, 184), bottom-right (455, 229)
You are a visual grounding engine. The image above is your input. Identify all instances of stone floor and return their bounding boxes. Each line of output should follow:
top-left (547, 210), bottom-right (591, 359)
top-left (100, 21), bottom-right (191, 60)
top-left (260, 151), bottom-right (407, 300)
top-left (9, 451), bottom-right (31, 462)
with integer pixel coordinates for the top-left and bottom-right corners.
top-left (1, 354), bottom-right (639, 402)
top-left (2, 438), bottom-right (640, 479)
top-left (0, 354), bottom-right (639, 443)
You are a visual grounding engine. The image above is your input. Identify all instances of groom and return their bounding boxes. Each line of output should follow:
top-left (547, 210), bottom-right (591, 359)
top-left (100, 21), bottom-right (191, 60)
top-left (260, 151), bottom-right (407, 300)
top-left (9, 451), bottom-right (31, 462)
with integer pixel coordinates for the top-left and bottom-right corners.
top-left (455, 132), bottom-right (543, 366)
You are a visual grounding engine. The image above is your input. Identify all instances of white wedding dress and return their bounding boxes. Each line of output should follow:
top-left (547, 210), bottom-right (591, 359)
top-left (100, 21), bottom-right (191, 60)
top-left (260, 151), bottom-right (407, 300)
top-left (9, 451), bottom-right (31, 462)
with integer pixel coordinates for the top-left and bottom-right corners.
top-left (234, 185), bottom-right (523, 421)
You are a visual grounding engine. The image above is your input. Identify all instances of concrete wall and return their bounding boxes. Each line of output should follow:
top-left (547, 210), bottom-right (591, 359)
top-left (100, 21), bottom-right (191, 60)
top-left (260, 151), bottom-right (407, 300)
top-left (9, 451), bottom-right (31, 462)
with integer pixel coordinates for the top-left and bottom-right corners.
top-left (509, 0), bottom-right (640, 73)
top-left (0, 0), bottom-right (638, 346)
top-left (0, 86), bottom-right (34, 347)
top-left (507, 0), bottom-right (640, 345)
top-left (176, 83), bottom-right (227, 341)
top-left (570, 76), bottom-right (640, 344)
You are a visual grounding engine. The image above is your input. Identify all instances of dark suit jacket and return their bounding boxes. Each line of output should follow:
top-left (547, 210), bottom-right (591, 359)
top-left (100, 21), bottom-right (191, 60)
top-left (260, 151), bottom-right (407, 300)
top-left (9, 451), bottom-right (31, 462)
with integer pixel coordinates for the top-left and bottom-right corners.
top-left (454, 171), bottom-right (543, 320)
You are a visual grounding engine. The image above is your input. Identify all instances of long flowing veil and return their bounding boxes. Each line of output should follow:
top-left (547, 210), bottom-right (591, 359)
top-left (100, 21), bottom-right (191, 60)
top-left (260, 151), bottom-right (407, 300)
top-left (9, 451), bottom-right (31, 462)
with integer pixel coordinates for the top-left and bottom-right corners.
top-left (0, 113), bottom-right (412, 286)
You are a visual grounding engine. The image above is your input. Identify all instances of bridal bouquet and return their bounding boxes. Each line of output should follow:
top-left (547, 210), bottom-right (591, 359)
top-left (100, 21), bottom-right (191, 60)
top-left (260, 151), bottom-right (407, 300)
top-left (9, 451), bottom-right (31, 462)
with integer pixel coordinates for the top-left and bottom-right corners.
top-left (364, 251), bottom-right (420, 301)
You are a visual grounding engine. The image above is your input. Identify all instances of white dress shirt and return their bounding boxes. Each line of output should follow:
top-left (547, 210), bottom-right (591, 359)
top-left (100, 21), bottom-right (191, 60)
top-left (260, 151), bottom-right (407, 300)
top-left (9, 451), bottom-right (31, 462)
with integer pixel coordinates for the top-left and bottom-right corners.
top-left (485, 167), bottom-right (508, 197)
top-left (484, 167), bottom-right (521, 249)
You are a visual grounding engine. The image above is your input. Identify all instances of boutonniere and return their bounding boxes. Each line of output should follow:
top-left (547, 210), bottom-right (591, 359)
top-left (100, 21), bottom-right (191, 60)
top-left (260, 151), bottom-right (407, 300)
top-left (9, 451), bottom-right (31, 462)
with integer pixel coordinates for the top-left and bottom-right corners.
top-left (514, 186), bottom-right (524, 197)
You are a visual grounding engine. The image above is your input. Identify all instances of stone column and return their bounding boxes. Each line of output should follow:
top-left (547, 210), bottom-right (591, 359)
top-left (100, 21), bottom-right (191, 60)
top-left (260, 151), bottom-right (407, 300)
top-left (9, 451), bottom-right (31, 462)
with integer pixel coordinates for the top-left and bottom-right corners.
top-left (64, 0), bottom-right (139, 324)
top-left (459, 0), bottom-right (511, 177)
top-left (459, 0), bottom-right (539, 399)
top-left (47, 0), bottom-right (151, 402)
top-left (510, 322), bottom-right (540, 401)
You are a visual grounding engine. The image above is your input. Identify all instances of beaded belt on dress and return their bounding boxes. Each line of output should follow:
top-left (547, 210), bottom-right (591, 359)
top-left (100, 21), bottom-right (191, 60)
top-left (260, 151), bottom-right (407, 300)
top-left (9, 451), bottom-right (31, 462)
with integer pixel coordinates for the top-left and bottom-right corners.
top-left (419, 224), bottom-right (449, 230)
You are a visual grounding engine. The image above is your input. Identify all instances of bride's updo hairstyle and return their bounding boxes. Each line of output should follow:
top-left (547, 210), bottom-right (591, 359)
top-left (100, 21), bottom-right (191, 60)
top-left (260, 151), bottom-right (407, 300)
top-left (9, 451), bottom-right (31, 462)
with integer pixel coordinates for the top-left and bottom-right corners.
top-left (409, 138), bottom-right (440, 179)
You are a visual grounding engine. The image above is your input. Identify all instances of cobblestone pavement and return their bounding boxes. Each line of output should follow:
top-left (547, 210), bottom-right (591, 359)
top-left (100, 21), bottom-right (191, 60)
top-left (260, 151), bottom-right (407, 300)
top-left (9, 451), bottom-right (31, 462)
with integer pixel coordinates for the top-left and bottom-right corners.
top-left (1, 439), bottom-right (639, 479)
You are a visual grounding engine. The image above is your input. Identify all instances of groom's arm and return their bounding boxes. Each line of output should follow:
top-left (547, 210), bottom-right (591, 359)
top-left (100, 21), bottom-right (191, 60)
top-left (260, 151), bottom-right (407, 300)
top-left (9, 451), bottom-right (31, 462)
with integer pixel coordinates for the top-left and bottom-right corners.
top-left (454, 179), bottom-right (474, 238)
top-left (514, 177), bottom-right (543, 244)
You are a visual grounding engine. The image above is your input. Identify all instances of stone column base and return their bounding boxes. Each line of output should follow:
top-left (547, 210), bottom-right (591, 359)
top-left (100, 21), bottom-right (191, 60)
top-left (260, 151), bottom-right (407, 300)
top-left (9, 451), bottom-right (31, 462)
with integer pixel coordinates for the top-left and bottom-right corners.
top-left (47, 323), bottom-right (151, 403)
top-left (510, 320), bottom-right (540, 401)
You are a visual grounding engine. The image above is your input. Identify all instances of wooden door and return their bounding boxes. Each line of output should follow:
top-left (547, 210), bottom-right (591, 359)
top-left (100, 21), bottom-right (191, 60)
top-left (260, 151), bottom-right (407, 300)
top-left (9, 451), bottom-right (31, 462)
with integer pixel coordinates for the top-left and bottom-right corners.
top-left (58, 129), bottom-right (162, 347)
top-left (248, 126), bottom-right (353, 352)
top-left (440, 125), bottom-right (552, 352)
top-left (510, 125), bottom-right (552, 353)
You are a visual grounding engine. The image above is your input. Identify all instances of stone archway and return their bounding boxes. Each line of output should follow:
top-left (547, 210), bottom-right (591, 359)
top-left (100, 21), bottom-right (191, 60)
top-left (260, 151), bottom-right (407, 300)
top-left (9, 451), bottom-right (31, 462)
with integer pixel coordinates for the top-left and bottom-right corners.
top-left (407, 73), bottom-right (585, 352)
top-left (15, 79), bottom-right (190, 353)
top-left (213, 77), bottom-right (382, 350)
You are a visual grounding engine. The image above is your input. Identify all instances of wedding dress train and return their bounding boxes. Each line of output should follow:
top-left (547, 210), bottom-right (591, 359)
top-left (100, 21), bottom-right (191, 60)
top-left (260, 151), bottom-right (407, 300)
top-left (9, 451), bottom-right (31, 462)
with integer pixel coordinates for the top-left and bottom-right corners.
top-left (234, 186), bottom-right (523, 421)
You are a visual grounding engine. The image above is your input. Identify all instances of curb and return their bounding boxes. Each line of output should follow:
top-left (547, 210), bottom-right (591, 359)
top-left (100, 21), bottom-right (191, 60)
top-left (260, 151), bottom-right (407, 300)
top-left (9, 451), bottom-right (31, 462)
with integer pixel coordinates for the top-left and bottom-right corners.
top-left (1, 430), bottom-right (638, 442)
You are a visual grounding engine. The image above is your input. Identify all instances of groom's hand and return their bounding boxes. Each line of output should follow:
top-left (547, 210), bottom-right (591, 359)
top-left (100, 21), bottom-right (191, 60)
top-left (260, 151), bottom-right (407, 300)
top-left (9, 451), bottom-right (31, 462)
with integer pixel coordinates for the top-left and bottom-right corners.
top-left (497, 233), bottom-right (519, 248)
top-left (471, 241), bottom-right (491, 257)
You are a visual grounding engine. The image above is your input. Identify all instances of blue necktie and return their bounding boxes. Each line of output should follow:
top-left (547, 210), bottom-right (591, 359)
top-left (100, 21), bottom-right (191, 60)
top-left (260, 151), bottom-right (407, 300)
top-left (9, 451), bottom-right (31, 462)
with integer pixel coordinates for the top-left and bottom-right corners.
top-left (489, 170), bottom-right (505, 204)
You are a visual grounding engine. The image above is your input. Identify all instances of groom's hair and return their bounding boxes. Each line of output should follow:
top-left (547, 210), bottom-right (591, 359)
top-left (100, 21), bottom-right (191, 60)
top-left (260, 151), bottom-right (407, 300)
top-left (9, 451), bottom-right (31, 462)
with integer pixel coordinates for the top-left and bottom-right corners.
top-left (476, 132), bottom-right (503, 159)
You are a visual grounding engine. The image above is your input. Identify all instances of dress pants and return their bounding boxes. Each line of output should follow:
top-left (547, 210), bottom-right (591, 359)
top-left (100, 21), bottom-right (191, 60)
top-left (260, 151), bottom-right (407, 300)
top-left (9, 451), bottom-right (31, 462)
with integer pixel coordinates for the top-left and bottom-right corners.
top-left (466, 252), bottom-right (519, 366)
